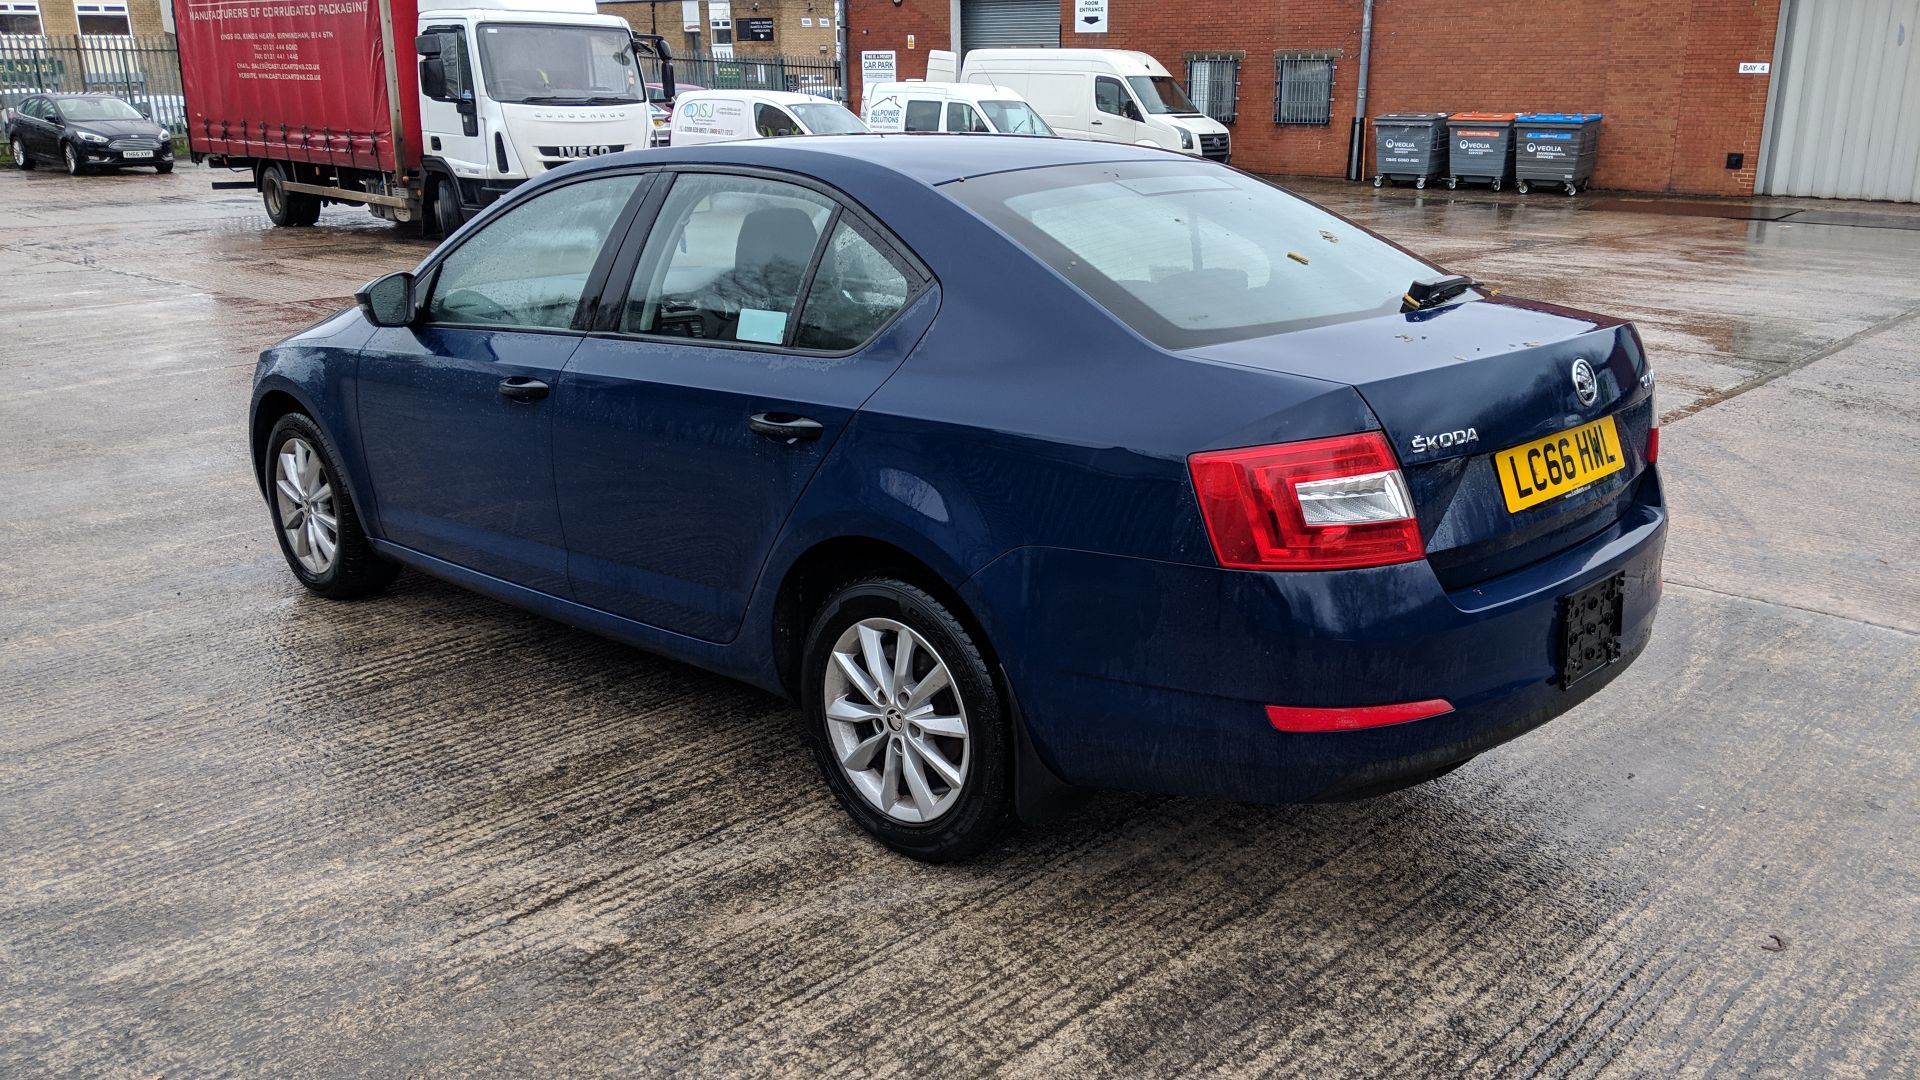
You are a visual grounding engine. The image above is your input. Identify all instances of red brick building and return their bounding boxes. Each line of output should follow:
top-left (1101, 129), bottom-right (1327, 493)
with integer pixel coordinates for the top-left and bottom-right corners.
top-left (843, 0), bottom-right (1920, 201)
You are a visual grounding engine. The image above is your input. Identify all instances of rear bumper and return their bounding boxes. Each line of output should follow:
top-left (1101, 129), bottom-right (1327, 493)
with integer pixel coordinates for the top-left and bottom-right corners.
top-left (963, 471), bottom-right (1666, 804)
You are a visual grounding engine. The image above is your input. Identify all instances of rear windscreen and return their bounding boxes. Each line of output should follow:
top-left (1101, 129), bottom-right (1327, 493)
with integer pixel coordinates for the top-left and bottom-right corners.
top-left (946, 160), bottom-right (1446, 348)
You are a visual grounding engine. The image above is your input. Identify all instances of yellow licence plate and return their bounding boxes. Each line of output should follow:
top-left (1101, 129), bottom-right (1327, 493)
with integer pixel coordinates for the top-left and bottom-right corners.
top-left (1494, 416), bottom-right (1625, 513)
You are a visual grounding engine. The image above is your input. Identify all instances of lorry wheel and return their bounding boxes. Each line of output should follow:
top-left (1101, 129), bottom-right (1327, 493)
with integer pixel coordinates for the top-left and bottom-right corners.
top-left (261, 164), bottom-right (321, 227)
top-left (430, 176), bottom-right (462, 239)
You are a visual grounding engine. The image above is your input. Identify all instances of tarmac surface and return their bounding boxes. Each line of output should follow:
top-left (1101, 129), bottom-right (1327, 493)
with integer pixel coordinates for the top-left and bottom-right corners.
top-left (2, 162), bottom-right (1916, 1077)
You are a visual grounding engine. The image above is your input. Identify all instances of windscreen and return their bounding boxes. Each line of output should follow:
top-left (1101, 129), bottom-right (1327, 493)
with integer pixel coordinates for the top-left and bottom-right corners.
top-left (57, 97), bottom-right (144, 121)
top-left (949, 160), bottom-right (1445, 348)
top-left (789, 103), bottom-right (868, 134)
top-left (1126, 76), bottom-right (1198, 115)
top-left (979, 100), bottom-right (1053, 135)
top-left (478, 24), bottom-right (641, 104)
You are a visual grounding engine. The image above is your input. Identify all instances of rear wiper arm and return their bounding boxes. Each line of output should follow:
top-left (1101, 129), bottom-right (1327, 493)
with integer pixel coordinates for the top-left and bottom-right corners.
top-left (1401, 274), bottom-right (1480, 312)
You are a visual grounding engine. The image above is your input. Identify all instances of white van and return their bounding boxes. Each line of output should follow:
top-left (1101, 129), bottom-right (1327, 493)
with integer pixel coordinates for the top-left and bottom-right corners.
top-left (945, 49), bottom-right (1230, 162)
top-left (861, 81), bottom-right (1055, 137)
top-left (668, 89), bottom-right (868, 146)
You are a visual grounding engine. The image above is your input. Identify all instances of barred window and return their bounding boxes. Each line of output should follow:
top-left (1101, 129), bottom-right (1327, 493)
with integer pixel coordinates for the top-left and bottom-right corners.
top-left (1185, 54), bottom-right (1240, 125)
top-left (1274, 53), bottom-right (1336, 126)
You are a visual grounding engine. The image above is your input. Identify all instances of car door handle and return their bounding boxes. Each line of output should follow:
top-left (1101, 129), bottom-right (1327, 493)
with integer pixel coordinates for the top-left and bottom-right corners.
top-left (749, 412), bottom-right (824, 442)
top-left (498, 376), bottom-right (549, 402)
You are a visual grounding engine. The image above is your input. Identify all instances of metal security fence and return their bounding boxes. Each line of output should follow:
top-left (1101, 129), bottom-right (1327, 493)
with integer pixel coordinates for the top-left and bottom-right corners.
top-left (1274, 51), bottom-right (1336, 126)
top-left (0, 34), bottom-right (184, 132)
top-left (676, 50), bottom-right (844, 102)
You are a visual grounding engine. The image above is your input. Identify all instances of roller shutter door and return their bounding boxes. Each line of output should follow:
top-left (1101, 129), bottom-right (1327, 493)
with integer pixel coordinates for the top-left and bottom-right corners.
top-left (1760, 0), bottom-right (1920, 201)
top-left (960, 0), bottom-right (1061, 54)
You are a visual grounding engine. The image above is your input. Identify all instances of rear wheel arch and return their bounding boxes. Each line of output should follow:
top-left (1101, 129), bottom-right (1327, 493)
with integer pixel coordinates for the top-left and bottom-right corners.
top-left (770, 536), bottom-right (994, 702)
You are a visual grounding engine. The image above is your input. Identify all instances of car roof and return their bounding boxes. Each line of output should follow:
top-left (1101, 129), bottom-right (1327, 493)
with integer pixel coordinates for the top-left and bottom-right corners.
top-left (609, 133), bottom-right (1178, 186)
top-left (869, 81), bottom-right (1025, 102)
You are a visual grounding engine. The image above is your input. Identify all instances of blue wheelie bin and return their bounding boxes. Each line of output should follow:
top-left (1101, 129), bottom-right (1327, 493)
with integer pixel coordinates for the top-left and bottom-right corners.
top-left (1514, 112), bottom-right (1603, 195)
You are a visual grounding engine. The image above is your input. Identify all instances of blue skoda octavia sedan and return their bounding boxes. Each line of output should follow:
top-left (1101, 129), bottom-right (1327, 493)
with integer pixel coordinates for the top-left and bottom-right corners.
top-left (250, 136), bottom-right (1664, 860)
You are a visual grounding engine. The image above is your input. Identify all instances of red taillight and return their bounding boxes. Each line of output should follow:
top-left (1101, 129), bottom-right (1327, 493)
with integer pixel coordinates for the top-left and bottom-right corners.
top-left (1266, 699), bottom-right (1454, 733)
top-left (1188, 432), bottom-right (1425, 571)
top-left (1646, 426), bottom-right (1659, 464)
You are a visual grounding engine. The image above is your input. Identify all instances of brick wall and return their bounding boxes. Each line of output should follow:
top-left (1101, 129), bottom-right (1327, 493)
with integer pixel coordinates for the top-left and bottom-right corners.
top-left (844, 0), bottom-right (1781, 196)
top-left (604, 0), bottom-right (839, 63)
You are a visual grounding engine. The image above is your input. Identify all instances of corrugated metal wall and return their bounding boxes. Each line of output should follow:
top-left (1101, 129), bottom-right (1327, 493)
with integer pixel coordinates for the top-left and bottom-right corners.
top-left (1760, 0), bottom-right (1920, 202)
top-left (959, 0), bottom-right (1060, 54)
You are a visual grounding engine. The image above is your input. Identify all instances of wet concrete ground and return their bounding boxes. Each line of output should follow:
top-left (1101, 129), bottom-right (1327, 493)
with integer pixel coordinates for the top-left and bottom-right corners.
top-left (2, 164), bottom-right (1916, 1077)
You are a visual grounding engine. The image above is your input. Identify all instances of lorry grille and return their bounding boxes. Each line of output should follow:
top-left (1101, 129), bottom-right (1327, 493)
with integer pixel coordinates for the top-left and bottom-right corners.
top-left (1199, 133), bottom-right (1230, 163)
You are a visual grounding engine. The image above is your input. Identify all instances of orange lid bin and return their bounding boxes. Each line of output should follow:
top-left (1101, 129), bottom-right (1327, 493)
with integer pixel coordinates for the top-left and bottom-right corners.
top-left (1449, 112), bottom-right (1518, 121)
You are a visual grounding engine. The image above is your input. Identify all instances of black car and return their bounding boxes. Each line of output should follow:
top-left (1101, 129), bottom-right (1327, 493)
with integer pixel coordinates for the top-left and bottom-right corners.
top-left (6, 93), bottom-right (175, 175)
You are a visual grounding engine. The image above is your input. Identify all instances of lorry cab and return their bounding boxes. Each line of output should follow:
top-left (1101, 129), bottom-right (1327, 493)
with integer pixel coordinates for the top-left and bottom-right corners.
top-left (954, 48), bottom-right (1229, 162)
top-left (667, 89), bottom-right (867, 146)
top-left (860, 81), bottom-right (1054, 137)
top-left (413, 0), bottom-right (662, 230)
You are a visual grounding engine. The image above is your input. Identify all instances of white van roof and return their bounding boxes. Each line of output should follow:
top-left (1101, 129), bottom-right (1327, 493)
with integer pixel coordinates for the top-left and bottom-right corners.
top-left (962, 48), bottom-right (1174, 79)
top-left (866, 80), bottom-right (1027, 104)
top-left (673, 88), bottom-right (837, 108)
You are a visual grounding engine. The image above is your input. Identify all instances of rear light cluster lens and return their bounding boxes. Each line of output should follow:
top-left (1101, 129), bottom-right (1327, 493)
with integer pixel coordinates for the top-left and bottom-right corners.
top-left (1646, 426), bottom-right (1659, 464)
top-left (1189, 432), bottom-right (1424, 571)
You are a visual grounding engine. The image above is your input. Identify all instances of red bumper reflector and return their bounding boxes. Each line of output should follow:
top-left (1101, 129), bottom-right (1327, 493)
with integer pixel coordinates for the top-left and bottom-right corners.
top-left (1266, 699), bottom-right (1455, 733)
top-left (1646, 427), bottom-right (1660, 464)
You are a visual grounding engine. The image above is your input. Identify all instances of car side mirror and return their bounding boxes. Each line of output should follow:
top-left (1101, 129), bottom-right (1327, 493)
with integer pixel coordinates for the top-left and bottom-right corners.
top-left (135, 102), bottom-right (152, 118)
top-left (419, 57), bottom-right (448, 101)
top-left (356, 271), bottom-right (417, 328)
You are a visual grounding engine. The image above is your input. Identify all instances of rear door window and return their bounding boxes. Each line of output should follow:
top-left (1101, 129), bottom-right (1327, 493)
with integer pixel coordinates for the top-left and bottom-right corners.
top-left (621, 173), bottom-right (835, 343)
top-left (904, 99), bottom-right (941, 132)
top-left (794, 221), bottom-right (913, 351)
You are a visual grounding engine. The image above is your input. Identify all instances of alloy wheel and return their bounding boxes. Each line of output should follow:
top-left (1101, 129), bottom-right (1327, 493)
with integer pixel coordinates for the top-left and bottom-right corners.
top-left (274, 436), bottom-right (339, 575)
top-left (822, 617), bottom-right (970, 823)
top-left (64, 144), bottom-right (79, 175)
top-left (10, 138), bottom-right (25, 167)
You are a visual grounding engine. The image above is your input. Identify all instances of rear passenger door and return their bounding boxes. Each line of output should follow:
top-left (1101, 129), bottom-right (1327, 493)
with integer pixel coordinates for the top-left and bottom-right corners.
top-left (552, 169), bottom-right (932, 641)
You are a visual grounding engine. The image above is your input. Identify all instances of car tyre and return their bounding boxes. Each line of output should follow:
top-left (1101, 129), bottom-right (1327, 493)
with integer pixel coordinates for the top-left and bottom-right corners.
top-left (802, 577), bottom-right (1015, 862)
top-left (64, 142), bottom-right (84, 175)
top-left (10, 136), bottom-right (31, 170)
top-left (263, 412), bottom-right (399, 600)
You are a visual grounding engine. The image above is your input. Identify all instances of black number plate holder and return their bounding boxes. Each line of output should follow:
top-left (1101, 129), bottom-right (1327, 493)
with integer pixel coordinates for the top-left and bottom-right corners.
top-left (1560, 572), bottom-right (1625, 689)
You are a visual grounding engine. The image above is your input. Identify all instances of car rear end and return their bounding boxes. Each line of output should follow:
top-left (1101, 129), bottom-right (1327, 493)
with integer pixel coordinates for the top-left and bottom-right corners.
top-left (945, 154), bottom-right (1664, 803)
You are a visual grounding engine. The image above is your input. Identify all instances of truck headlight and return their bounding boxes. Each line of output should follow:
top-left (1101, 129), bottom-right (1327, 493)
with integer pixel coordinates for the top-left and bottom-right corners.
top-left (1179, 127), bottom-right (1193, 150)
top-left (77, 130), bottom-right (108, 144)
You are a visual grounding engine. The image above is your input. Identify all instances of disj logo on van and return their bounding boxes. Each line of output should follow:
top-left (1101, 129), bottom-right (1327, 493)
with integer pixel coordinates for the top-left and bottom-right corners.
top-left (683, 100), bottom-right (718, 120)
